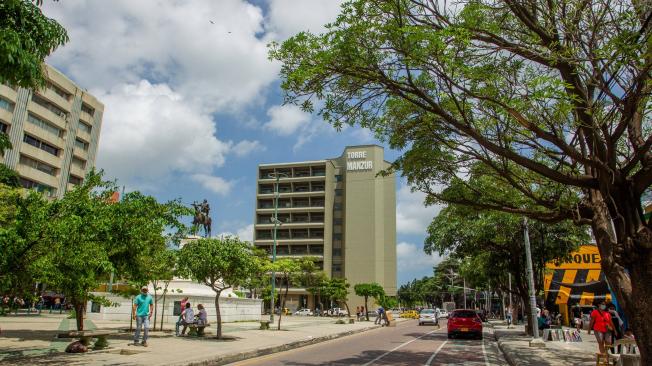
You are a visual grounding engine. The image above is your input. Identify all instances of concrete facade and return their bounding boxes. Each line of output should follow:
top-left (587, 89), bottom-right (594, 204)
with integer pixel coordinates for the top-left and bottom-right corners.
top-left (254, 145), bottom-right (396, 311)
top-left (0, 65), bottom-right (103, 198)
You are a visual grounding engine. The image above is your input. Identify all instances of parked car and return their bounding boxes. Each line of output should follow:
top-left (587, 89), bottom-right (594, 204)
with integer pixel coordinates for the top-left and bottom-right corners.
top-left (438, 309), bottom-right (449, 319)
top-left (418, 309), bottom-right (439, 326)
top-left (400, 310), bottom-right (419, 319)
top-left (327, 307), bottom-right (347, 316)
top-left (447, 309), bottom-right (483, 339)
top-left (294, 308), bottom-right (313, 316)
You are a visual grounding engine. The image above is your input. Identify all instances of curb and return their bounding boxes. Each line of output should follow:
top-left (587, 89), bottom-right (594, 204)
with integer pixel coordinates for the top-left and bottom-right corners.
top-left (494, 334), bottom-right (517, 366)
top-left (182, 324), bottom-right (382, 366)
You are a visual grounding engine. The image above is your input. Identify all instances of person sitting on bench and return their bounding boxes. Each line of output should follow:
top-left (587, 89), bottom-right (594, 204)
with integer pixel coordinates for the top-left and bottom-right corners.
top-left (179, 302), bottom-right (195, 336)
top-left (196, 304), bottom-right (208, 326)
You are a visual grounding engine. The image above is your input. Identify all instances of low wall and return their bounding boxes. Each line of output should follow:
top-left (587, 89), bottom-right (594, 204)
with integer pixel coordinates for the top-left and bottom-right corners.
top-left (86, 293), bottom-right (263, 325)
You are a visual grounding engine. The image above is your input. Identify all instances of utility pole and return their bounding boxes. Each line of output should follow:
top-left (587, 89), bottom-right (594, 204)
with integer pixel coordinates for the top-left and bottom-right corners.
top-left (524, 217), bottom-right (545, 347)
top-left (269, 172), bottom-right (288, 323)
top-left (463, 277), bottom-right (467, 309)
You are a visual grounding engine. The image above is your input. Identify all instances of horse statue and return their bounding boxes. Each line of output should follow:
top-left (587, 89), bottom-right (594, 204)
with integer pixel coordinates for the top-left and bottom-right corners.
top-left (191, 199), bottom-right (212, 237)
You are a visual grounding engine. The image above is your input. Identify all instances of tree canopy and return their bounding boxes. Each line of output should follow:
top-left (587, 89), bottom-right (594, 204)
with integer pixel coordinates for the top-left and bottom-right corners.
top-left (0, 0), bottom-right (68, 89)
top-left (177, 236), bottom-right (262, 338)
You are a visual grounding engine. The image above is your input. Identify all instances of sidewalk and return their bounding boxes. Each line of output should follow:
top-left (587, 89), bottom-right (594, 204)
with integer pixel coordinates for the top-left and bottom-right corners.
top-left (0, 313), bottom-right (394, 365)
top-left (488, 321), bottom-right (597, 366)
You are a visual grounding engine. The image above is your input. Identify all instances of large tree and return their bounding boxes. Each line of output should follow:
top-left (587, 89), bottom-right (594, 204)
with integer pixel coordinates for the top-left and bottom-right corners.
top-left (0, 0), bottom-right (68, 89)
top-left (271, 0), bottom-right (652, 360)
top-left (177, 236), bottom-right (262, 338)
top-left (354, 282), bottom-right (385, 320)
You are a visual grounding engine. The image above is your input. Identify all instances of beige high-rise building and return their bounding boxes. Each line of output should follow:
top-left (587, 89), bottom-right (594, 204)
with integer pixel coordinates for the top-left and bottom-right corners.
top-left (0, 65), bottom-right (103, 198)
top-left (254, 145), bottom-right (396, 312)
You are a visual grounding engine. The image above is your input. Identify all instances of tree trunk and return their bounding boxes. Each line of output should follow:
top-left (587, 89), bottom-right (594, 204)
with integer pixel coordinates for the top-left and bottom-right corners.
top-left (364, 296), bottom-right (369, 321)
top-left (73, 299), bottom-right (85, 331)
top-left (214, 290), bottom-right (223, 339)
top-left (590, 193), bottom-right (652, 365)
top-left (160, 282), bottom-right (169, 331)
top-left (344, 301), bottom-right (350, 317)
top-left (277, 278), bottom-right (289, 330)
top-left (152, 283), bottom-right (158, 330)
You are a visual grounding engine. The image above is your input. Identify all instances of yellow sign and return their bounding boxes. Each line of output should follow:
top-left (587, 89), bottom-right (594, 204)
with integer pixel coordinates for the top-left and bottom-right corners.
top-left (547, 245), bottom-right (601, 270)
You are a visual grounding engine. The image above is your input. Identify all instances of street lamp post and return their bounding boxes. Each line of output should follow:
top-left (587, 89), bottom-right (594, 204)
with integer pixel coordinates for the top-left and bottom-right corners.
top-left (269, 172), bottom-right (288, 323)
top-left (523, 217), bottom-right (545, 347)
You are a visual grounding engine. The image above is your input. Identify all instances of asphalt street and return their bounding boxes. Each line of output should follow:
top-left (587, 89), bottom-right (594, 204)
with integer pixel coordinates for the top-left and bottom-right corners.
top-left (227, 319), bottom-right (508, 366)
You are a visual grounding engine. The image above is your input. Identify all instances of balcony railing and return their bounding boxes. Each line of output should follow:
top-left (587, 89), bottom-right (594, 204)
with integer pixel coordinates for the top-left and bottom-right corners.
top-left (311, 201), bottom-right (325, 207)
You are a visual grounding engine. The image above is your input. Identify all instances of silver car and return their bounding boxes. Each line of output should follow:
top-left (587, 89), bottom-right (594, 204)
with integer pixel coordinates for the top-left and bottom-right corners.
top-left (418, 309), bottom-right (439, 326)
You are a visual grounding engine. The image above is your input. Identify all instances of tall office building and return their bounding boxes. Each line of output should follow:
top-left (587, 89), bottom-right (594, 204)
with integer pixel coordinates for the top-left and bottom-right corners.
top-left (254, 145), bottom-right (396, 311)
top-left (0, 65), bottom-right (104, 198)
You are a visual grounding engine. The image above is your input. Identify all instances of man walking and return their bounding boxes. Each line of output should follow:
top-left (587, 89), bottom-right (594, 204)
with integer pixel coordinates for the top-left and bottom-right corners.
top-left (132, 286), bottom-right (154, 347)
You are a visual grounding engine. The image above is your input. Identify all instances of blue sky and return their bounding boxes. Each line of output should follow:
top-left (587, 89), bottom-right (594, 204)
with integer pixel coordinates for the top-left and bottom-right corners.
top-left (42, 0), bottom-right (443, 285)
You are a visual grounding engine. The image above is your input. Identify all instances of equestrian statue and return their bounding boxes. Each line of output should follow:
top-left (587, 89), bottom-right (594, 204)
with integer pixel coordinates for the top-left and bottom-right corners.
top-left (192, 199), bottom-right (212, 237)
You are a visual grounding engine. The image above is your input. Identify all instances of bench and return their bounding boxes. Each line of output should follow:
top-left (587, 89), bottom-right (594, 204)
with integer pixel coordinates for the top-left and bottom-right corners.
top-left (58, 330), bottom-right (117, 350)
top-left (187, 323), bottom-right (210, 337)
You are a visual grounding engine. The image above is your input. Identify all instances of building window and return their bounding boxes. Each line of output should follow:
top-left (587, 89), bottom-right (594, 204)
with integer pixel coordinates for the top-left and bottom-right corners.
top-left (333, 248), bottom-right (342, 257)
top-left (334, 203), bottom-right (342, 210)
top-left (31, 94), bottom-right (66, 118)
top-left (19, 155), bottom-right (57, 176)
top-left (90, 302), bottom-right (101, 313)
top-left (23, 134), bottom-right (59, 156)
top-left (333, 233), bottom-right (342, 240)
top-left (0, 121), bottom-right (8, 134)
top-left (72, 156), bottom-right (86, 170)
top-left (335, 174), bottom-right (342, 182)
top-left (0, 98), bottom-right (14, 112)
top-left (334, 218), bottom-right (342, 225)
top-left (335, 188), bottom-right (343, 196)
top-left (19, 178), bottom-right (56, 197)
top-left (27, 114), bottom-right (63, 138)
top-left (69, 175), bottom-right (83, 185)
top-left (332, 265), bottom-right (341, 272)
top-left (74, 138), bottom-right (89, 151)
top-left (81, 103), bottom-right (95, 116)
top-left (47, 82), bottom-right (71, 101)
top-left (78, 122), bottom-right (92, 134)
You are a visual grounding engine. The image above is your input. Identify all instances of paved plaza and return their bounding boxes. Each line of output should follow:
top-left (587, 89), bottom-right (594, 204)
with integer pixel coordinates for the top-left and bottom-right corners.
top-left (0, 313), bottom-right (385, 365)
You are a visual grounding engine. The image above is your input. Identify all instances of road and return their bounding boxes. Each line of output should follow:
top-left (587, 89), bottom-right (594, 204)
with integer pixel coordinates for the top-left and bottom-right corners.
top-left (227, 319), bottom-right (508, 366)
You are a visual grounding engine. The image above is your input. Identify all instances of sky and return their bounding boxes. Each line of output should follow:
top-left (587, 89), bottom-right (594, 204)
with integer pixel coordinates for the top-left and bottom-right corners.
top-left (41, 0), bottom-right (444, 285)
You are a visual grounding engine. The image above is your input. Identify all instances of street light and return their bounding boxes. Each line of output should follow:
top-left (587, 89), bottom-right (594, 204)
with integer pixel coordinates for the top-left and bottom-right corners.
top-left (268, 171), bottom-right (288, 323)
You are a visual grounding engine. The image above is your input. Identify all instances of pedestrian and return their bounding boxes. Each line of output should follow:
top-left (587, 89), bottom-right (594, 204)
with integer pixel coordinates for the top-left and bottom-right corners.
top-left (132, 285), bottom-right (154, 347)
top-left (505, 306), bottom-right (513, 328)
top-left (572, 304), bottom-right (582, 330)
top-left (607, 303), bottom-right (623, 340)
top-left (178, 302), bottom-right (195, 336)
top-left (175, 297), bottom-right (189, 336)
top-left (374, 306), bottom-right (384, 325)
top-left (588, 300), bottom-right (616, 355)
top-left (196, 304), bottom-right (208, 325)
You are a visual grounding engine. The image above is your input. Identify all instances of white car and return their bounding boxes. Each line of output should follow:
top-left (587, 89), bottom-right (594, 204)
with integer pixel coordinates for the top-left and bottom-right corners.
top-left (438, 310), bottom-right (449, 319)
top-left (418, 309), bottom-right (439, 326)
top-left (328, 307), bottom-right (348, 316)
top-left (294, 308), bottom-right (313, 316)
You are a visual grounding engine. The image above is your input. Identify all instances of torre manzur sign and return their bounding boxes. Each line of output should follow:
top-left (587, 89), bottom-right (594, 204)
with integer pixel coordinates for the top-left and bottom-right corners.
top-left (346, 151), bottom-right (373, 171)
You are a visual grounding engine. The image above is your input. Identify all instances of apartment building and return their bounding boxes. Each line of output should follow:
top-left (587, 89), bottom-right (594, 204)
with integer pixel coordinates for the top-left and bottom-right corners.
top-left (0, 65), bottom-right (103, 198)
top-left (254, 145), bottom-right (396, 311)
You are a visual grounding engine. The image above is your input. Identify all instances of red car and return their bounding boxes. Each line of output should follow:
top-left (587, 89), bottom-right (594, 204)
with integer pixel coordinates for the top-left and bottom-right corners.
top-left (447, 309), bottom-right (483, 339)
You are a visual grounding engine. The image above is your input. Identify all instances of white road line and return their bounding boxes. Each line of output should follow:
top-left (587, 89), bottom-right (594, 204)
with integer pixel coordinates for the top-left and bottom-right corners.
top-left (361, 329), bottom-right (439, 366)
top-left (482, 338), bottom-right (490, 366)
top-left (424, 340), bottom-right (448, 366)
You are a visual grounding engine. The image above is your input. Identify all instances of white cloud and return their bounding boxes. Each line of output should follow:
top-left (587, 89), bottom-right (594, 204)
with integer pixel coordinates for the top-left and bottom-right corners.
top-left (231, 140), bottom-right (266, 157)
top-left (190, 174), bottom-right (234, 196)
top-left (397, 241), bottom-right (442, 271)
top-left (266, 0), bottom-right (345, 41)
top-left (44, 0), bottom-right (279, 112)
top-left (396, 183), bottom-right (442, 235)
top-left (264, 105), bottom-right (311, 136)
top-left (95, 81), bottom-right (231, 186)
top-left (219, 223), bottom-right (254, 242)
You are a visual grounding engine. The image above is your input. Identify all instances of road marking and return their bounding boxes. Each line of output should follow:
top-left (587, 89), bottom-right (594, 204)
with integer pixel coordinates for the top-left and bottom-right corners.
top-left (361, 328), bottom-right (439, 366)
top-left (482, 338), bottom-right (490, 366)
top-left (424, 340), bottom-right (448, 366)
